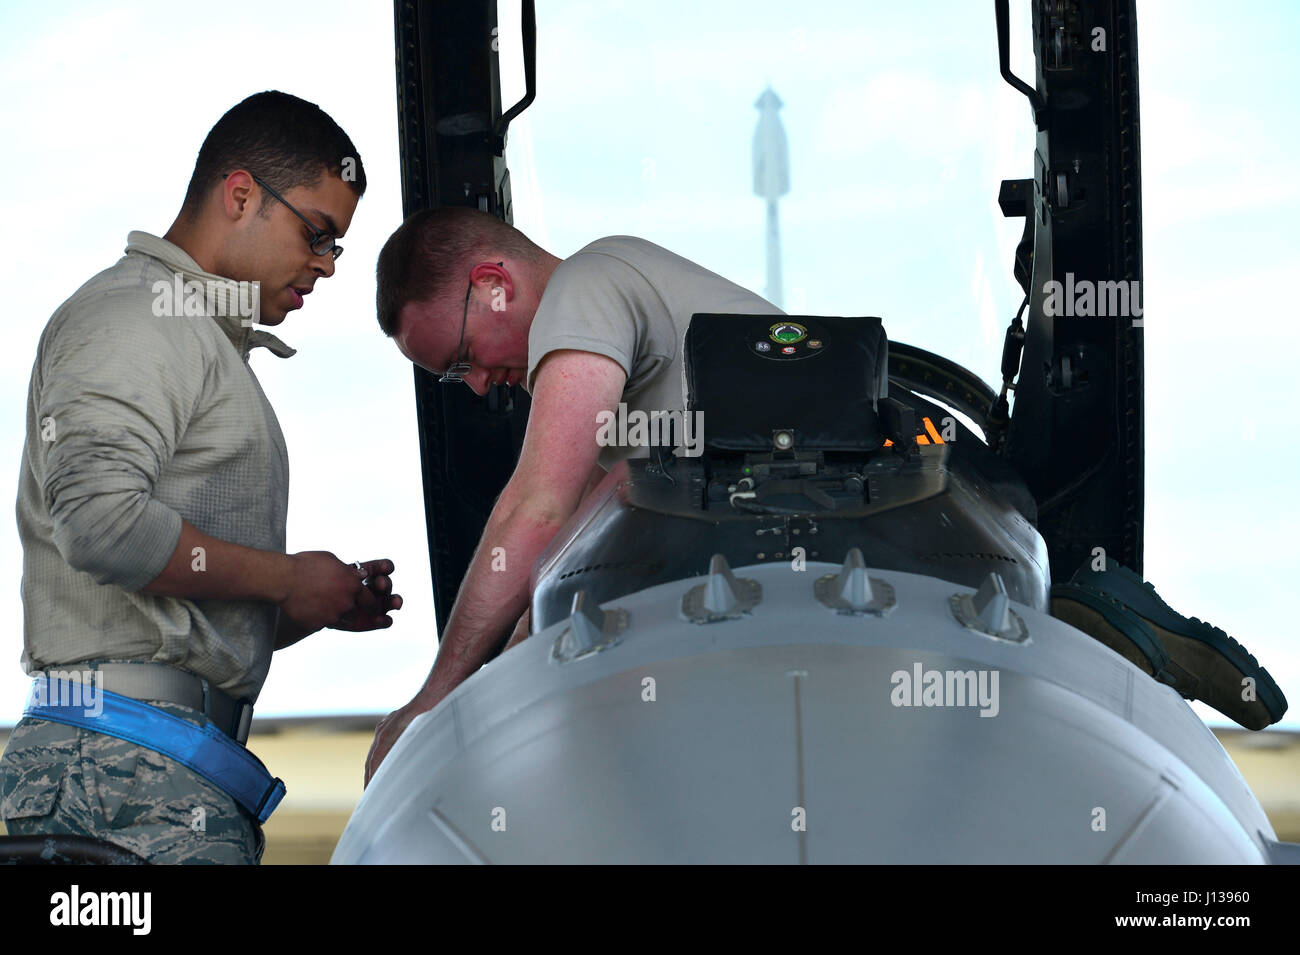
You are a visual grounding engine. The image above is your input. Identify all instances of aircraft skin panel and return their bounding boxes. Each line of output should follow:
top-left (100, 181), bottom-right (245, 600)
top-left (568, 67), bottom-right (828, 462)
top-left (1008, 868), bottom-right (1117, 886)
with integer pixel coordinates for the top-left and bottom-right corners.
top-left (528, 422), bottom-right (1050, 635)
top-left (334, 562), bottom-right (1274, 864)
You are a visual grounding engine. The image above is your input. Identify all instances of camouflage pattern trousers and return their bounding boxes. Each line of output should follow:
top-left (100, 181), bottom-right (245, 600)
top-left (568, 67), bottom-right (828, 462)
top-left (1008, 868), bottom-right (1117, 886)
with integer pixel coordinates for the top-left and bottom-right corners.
top-left (0, 699), bottom-right (265, 864)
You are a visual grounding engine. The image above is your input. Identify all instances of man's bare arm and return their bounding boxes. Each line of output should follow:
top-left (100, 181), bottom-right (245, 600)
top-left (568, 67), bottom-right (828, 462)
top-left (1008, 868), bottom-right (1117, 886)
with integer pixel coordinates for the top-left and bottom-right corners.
top-left (139, 519), bottom-right (369, 645)
top-left (365, 351), bottom-right (627, 783)
top-left (408, 487), bottom-right (570, 705)
top-left (139, 519), bottom-right (292, 603)
top-left (412, 350), bottom-right (626, 707)
top-left (496, 461), bottom-right (606, 650)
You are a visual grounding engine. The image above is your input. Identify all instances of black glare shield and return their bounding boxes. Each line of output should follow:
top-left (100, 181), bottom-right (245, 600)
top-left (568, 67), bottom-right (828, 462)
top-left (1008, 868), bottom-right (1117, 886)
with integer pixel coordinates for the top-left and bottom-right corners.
top-left (684, 313), bottom-right (889, 453)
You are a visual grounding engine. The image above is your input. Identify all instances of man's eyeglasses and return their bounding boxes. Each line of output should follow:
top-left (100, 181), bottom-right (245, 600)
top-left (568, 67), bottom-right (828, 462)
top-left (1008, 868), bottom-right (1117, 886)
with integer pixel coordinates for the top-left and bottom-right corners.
top-left (224, 172), bottom-right (343, 260)
top-left (440, 262), bottom-right (503, 384)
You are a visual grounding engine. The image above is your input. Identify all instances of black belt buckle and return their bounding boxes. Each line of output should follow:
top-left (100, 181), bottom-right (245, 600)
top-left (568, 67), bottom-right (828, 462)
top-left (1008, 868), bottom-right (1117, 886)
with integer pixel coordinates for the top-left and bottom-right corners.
top-left (199, 676), bottom-right (254, 744)
top-left (233, 698), bottom-right (254, 744)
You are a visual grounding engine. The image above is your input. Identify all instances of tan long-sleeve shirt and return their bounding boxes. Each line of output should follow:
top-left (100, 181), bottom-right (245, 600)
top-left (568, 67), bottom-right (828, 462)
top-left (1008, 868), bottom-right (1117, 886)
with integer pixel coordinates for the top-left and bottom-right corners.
top-left (15, 232), bottom-right (294, 702)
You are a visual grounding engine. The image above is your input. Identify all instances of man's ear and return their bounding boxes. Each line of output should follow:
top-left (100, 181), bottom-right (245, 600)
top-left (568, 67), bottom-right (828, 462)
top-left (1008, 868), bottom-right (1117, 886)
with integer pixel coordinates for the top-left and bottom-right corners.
top-left (471, 261), bottom-right (513, 307)
top-left (220, 171), bottom-right (256, 222)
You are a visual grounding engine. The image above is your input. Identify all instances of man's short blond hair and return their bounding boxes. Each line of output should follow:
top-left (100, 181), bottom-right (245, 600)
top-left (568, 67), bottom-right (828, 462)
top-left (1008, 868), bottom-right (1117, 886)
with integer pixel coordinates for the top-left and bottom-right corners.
top-left (375, 207), bottom-right (542, 337)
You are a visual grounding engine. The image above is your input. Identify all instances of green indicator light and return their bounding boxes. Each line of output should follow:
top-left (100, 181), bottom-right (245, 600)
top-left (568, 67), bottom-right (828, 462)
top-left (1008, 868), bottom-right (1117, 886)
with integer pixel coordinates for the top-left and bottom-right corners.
top-left (743, 467), bottom-right (751, 474)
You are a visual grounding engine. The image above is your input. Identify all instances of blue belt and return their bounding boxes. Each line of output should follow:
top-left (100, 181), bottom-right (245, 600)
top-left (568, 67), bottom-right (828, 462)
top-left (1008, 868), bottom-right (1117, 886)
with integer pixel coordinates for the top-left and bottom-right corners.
top-left (24, 676), bottom-right (286, 824)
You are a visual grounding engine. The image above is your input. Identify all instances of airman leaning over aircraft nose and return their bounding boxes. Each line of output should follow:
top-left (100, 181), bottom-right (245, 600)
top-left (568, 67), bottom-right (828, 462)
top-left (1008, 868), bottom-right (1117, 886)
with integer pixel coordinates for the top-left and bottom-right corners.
top-left (366, 208), bottom-right (789, 783)
top-left (0, 91), bottom-right (402, 865)
top-left (365, 208), bottom-right (1289, 789)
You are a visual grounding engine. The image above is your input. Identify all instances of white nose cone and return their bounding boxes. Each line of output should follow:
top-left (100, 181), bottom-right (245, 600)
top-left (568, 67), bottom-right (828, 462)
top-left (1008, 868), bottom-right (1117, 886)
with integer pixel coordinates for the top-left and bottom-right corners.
top-left (337, 562), bottom-right (1280, 864)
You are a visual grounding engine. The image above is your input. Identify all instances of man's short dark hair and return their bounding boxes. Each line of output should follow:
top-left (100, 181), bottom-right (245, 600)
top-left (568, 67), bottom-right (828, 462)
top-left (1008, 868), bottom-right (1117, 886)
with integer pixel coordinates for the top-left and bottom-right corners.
top-left (181, 91), bottom-right (366, 218)
top-left (375, 207), bottom-right (541, 338)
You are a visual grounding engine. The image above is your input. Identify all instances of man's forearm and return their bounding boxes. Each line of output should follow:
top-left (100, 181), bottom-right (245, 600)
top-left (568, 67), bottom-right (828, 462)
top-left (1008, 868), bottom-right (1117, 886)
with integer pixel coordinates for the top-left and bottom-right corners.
top-left (411, 496), bottom-right (568, 707)
top-left (139, 518), bottom-right (291, 604)
top-left (147, 523), bottom-right (310, 650)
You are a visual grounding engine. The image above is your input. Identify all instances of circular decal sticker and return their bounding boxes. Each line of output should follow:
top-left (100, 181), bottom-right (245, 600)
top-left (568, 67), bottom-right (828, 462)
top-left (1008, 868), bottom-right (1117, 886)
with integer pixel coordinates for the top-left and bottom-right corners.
top-left (769, 322), bottom-right (807, 345)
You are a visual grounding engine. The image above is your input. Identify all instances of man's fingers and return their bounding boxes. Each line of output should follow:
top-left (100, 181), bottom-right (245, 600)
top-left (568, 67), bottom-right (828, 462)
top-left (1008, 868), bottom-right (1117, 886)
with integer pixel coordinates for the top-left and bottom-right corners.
top-left (363, 589), bottom-right (401, 616)
top-left (357, 559), bottom-right (395, 579)
top-left (354, 561), bottom-right (395, 610)
top-left (365, 725), bottom-right (389, 787)
top-left (352, 576), bottom-right (397, 612)
top-left (351, 589), bottom-right (379, 618)
top-left (335, 591), bottom-right (402, 632)
top-left (365, 709), bottom-right (411, 786)
top-left (365, 587), bottom-right (401, 611)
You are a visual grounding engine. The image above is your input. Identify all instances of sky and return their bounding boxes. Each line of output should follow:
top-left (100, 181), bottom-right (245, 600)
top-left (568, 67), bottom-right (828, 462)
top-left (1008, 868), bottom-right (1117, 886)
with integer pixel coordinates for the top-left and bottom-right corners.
top-left (0, 0), bottom-right (1297, 732)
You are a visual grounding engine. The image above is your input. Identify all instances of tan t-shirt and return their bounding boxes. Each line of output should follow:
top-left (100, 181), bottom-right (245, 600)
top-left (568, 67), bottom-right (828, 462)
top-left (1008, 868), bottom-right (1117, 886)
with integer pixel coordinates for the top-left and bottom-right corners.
top-left (526, 236), bottom-right (784, 468)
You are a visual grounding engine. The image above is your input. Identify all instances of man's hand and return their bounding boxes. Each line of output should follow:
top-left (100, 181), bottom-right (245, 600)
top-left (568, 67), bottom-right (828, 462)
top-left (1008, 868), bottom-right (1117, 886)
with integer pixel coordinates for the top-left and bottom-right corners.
top-left (366, 697), bottom-right (434, 786)
top-left (275, 558), bottom-right (402, 650)
top-left (278, 550), bottom-right (366, 631)
top-left (334, 558), bottom-right (403, 631)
